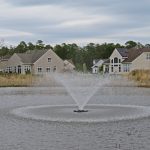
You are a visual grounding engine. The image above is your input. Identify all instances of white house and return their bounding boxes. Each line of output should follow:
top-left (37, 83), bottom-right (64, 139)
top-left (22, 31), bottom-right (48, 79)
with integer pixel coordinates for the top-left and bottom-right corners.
top-left (102, 48), bottom-right (150, 74)
top-left (92, 59), bottom-right (106, 73)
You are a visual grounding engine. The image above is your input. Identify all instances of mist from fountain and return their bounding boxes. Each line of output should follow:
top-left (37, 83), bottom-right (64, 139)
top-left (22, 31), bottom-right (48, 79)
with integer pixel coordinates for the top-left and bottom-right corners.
top-left (53, 72), bottom-right (108, 111)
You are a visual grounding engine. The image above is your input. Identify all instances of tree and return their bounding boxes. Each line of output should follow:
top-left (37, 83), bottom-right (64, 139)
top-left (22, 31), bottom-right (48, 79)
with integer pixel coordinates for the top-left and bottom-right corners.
top-left (14, 41), bottom-right (28, 53)
top-left (36, 40), bottom-right (45, 49)
top-left (145, 44), bottom-right (150, 48)
top-left (125, 41), bottom-right (137, 49)
top-left (28, 42), bottom-right (35, 50)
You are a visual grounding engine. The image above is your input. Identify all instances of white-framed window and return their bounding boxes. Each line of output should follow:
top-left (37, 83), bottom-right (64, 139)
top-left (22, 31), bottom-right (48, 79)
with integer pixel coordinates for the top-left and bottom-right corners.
top-left (6, 67), bottom-right (12, 73)
top-left (24, 65), bottom-right (31, 72)
top-left (111, 65), bottom-right (113, 72)
top-left (123, 64), bottom-right (130, 72)
top-left (48, 58), bottom-right (51, 62)
top-left (146, 53), bottom-right (150, 60)
top-left (37, 67), bottom-right (42, 73)
top-left (46, 67), bottom-right (51, 72)
top-left (114, 57), bottom-right (118, 63)
top-left (119, 65), bottom-right (121, 72)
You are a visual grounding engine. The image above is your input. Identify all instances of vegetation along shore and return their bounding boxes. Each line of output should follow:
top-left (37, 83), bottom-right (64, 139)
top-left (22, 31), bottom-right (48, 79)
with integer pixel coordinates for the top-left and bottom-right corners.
top-left (128, 70), bottom-right (150, 87)
top-left (0, 73), bottom-right (35, 87)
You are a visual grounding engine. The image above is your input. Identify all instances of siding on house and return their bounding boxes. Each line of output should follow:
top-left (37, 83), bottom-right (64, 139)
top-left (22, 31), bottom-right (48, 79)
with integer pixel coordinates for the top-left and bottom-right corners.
top-left (33, 49), bottom-right (64, 74)
top-left (102, 48), bottom-right (150, 74)
top-left (0, 49), bottom-right (70, 74)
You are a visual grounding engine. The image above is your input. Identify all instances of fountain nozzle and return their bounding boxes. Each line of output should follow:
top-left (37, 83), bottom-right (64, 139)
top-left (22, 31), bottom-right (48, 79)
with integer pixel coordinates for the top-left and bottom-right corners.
top-left (74, 110), bottom-right (88, 113)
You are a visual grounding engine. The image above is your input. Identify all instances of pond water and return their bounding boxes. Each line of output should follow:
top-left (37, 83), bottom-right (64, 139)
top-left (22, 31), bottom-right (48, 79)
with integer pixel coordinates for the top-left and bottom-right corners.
top-left (0, 83), bottom-right (150, 150)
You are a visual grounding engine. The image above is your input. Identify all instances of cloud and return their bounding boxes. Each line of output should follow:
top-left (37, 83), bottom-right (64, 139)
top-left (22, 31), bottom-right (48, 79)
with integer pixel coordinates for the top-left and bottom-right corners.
top-left (0, 0), bottom-right (150, 45)
top-left (0, 29), bottom-right (33, 37)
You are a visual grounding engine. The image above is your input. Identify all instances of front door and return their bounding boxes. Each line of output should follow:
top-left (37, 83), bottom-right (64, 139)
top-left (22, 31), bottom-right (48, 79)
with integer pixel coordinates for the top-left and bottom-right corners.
top-left (18, 65), bottom-right (21, 74)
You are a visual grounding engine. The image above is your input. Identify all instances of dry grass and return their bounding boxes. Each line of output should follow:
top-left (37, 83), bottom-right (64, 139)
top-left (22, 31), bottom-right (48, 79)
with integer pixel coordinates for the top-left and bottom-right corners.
top-left (128, 70), bottom-right (150, 87)
top-left (0, 74), bottom-right (36, 87)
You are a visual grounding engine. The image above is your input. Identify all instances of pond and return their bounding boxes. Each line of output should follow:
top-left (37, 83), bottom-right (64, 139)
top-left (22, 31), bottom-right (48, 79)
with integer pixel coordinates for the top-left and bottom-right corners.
top-left (0, 84), bottom-right (150, 150)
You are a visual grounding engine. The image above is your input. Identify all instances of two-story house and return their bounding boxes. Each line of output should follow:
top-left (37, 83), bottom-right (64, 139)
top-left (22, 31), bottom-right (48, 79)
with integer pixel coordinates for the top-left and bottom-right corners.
top-left (102, 48), bottom-right (150, 74)
top-left (2, 49), bottom-right (66, 74)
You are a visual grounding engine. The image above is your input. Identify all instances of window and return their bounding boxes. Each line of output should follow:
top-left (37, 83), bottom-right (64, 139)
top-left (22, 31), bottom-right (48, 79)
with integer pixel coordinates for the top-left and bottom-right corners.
top-left (53, 66), bottom-right (56, 72)
top-left (123, 64), bottom-right (130, 72)
top-left (119, 59), bottom-right (121, 63)
top-left (114, 57), bottom-right (118, 63)
top-left (48, 58), bottom-right (51, 62)
top-left (146, 53), bottom-right (150, 60)
top-left (111, 59), bottom-right (113, 63)
top-left (46, 67), bottom-right (50, 72)
top-left (37, 67), bottom-right (42, 73)
top-left (119, 65), bottom-right (121, 72)
top-left (14, 67), bottom-right (16, 73)
top-left (111, 65), bottom-right (113, 72)
top-left (6, 67), bottom-right (12, 73)
top-left (24, 66), bottom-right (31, 73)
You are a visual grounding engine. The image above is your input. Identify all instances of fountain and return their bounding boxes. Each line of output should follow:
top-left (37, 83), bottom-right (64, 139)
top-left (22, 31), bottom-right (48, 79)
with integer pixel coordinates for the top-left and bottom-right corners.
top-left (11, 72), bottom-right (150, 123)
top-left (54, 72), bottom-right (105, 112)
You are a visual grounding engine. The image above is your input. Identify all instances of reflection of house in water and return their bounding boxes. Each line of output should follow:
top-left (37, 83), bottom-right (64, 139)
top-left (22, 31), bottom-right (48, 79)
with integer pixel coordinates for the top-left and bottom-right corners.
top-left (0, 49), bottom-right (75, 74)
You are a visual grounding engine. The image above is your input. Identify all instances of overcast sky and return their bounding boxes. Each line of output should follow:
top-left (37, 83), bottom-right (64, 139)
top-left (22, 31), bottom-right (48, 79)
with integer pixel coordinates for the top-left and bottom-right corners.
top-left (0, 0), bottom-right (150, 46)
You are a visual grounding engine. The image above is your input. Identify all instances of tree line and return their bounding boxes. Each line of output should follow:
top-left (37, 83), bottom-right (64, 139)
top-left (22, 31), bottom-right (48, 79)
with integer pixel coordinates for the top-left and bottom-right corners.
top-left (0, 40), bottom-right (149, 71)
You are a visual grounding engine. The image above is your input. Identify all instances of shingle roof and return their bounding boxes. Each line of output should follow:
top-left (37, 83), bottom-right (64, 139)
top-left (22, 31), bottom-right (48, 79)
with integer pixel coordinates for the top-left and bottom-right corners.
top-left (0, 55), bottom-right (11, 61)
top-left (116, 48), bottom-right (128, 57)
top-left (122, 48), bottom-right (150, 63)
top-left (16, 49), bottom-right (49, 64)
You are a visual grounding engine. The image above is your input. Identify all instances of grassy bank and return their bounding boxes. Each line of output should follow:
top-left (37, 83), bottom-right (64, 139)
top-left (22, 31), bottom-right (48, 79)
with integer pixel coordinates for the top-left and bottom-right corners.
top-left (0, 73), bottom-right (36, 87)
top-left (128, 70), bottom-right (150, 87)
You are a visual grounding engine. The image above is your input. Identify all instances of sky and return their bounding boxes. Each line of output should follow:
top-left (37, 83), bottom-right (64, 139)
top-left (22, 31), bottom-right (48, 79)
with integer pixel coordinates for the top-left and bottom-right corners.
top-left (0, 0), bottom-right (150, 46)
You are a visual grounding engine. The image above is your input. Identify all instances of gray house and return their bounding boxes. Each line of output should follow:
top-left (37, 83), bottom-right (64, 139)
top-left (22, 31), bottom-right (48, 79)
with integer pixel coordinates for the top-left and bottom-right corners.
top-left (4, 49), bottom-right (65, 74)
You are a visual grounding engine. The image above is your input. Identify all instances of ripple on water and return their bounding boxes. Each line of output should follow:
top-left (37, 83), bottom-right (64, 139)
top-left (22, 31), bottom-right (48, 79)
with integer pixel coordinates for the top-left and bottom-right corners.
top-left (11, 104), bottom-right (150, 123)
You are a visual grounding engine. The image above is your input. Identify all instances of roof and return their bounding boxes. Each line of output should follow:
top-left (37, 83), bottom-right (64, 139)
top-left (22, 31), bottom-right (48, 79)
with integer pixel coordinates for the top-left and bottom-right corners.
top-left (122, 48), bottom-right (150, 63)
top-left (93, 59), bottom-right (100, 64)
top-left (92, 59), bottom-right (107, 68)
top-left (103, 59), bottom-right (110, 64)
top-left (16, 49), bottom-right (49, 64)
top-left (116, 48), bottom-right (128, 57)
top-left (0, 55), bottom-right (11, 61)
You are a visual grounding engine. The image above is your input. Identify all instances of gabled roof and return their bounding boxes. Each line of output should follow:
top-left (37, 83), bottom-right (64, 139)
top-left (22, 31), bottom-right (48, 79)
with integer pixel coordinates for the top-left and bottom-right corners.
top-left (116, 48), bottom-right (128, 57)
top-left (92, 59), bottom-right (107, 68)
top-left (16, 49), bottom-right (49, 64)
top-left (103, 59), bottom-right (110, 64)
top-left (93, 59), bottom-right (100, 64)
top-left (122, 48), bottom-right (150, 63)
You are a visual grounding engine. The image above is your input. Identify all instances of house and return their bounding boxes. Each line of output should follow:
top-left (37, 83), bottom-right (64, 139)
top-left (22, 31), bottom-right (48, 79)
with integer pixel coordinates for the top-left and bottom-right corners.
top-left (0, 55), bottom-right (11, 72)
top-left (91, 59), bottom-right (106, 73)
top-left (2, 49), bottom-right (66, 74)
top-left (64, 59), bottom-right (75, 72)
top-left (102, 48), bottom-right (150, 74)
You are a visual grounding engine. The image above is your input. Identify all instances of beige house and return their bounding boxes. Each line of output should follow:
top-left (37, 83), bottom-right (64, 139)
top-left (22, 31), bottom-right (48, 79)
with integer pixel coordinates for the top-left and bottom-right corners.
top-left (64, 59), bottom-right (75, 72)
top-left (0, 55), bottom-right (11, 72)
top-left (103, 48), bottom-right (150, 74)
top-left (1, 49), bottom-right (67, 74)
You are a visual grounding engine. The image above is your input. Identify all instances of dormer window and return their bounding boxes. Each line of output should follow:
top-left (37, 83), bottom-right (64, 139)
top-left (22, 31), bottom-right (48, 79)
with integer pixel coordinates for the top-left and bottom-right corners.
top-left (48, 58), bottom-right (51, 62)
